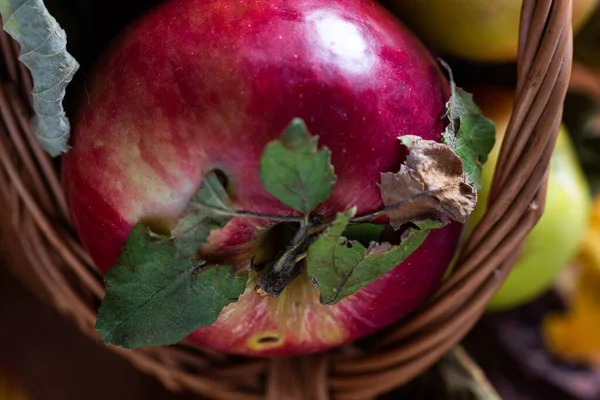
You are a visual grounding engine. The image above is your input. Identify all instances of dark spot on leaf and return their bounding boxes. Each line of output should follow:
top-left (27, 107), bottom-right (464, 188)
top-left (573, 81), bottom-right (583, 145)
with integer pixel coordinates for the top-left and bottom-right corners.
top-left (340, 238), bottom-right (354, 249)
top-left (189, 264), bottom-right (204, 281)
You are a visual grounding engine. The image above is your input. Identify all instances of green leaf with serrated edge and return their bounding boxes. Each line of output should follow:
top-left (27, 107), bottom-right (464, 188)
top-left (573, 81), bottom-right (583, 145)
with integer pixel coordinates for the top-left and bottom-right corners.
top-left (454, 115), bottom-right (496, 191)
top-left (439, 60), bottom-right (495, 190)
top-left (95, 224), bottom-right (247, 349)
top-left (172, 171), bottom-right (232, 259)
top-left (446, 87), bottom-right (482, 125)
top-left (0, 0), bottom-right (79, 157)
top-left (260, 118), bottom-right (336, 213)
top-left (195, 170), bottom-right (231, 212)
top-left (306, 211), bottom-right (446, 305)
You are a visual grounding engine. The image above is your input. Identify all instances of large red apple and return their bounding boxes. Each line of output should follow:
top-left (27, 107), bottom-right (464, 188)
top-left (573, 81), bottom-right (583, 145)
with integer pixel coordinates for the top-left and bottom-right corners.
top-left (62, 0), bottom-right (463, 356)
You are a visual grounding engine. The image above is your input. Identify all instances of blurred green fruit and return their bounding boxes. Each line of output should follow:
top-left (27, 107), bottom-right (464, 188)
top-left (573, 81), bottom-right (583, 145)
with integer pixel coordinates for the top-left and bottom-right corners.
top-left (385, 0), bottom-right (598, 62)
top-left (467, 89), bottom-right (592, 310)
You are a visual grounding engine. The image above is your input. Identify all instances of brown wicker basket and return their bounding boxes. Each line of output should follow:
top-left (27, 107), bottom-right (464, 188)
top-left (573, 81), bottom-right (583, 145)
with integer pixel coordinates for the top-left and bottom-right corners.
top-left (0, 1), bottom-right (573, 399)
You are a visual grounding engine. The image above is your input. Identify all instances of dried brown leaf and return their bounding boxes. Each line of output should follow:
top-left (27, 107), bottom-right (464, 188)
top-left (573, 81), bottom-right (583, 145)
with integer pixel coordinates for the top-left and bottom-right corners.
top-left (379, 137), bottom-right (477, 229)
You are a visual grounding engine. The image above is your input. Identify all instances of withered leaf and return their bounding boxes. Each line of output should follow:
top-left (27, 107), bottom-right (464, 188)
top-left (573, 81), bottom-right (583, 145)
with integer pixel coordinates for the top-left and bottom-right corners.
top-left (171, 171), bottom-right (233, 260)
top-left (306, 210), bottom-right (444, 305)
top-left (379, 136), bottom-right (477, 229)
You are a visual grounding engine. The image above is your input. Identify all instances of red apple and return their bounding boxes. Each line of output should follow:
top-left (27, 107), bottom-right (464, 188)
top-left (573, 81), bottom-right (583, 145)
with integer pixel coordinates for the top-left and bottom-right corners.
top-left (62, 0), bottom-right (463, 356)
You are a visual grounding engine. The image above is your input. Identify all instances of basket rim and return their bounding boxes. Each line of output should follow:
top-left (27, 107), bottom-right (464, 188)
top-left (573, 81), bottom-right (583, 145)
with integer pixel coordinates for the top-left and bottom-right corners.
top-left (0, 0), bottom-right (574, 399)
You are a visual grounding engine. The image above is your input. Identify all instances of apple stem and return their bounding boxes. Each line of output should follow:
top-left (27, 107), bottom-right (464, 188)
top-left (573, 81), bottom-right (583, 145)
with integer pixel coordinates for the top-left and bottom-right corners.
top-left (192, 202), bottom-right (305, 223)
top-left (294, 252), bottom-right (307, 264)
top-left (351, 210), bottom-right (385, 223)
top-left (255, 217), bottom-right (313, 298)
top-left (272, 218), bottom-right (308, 273)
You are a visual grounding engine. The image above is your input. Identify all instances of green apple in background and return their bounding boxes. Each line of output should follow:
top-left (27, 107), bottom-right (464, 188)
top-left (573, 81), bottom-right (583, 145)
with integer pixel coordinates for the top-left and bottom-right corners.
top-left (384, 0), bottom-right (598, 62)
top-left (467, 89), bottom-right (592, 310)
top-left (573, 3), bottom-right (600, 69)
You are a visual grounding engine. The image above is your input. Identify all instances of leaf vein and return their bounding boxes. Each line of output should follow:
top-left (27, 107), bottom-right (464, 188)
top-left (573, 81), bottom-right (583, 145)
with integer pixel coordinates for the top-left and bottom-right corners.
top-left (101, 265), bottom-right (196, 341)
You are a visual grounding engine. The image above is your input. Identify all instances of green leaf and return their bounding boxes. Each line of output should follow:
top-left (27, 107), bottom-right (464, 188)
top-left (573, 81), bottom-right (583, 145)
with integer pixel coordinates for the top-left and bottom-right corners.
top-left (439, 60), bottom-right (495, 190)
top-left (172, 171), bottom-right (232, 259)
top-left (195, 170), bottom-right (231, 212)
top-left (171, 211), bottom-right (220, 260)
top-left (0, 0), bottom-right (79, 157)
top-left (260, 118), bottom-right (336, 213)
top-left (445, 87), bottom-right (482, 126)
top-left (306, 211), bottom-right (446, 305)
top-left (96, 224), bottom-right (247, 349)
top-left (453, 115), bottom-right (496, 190)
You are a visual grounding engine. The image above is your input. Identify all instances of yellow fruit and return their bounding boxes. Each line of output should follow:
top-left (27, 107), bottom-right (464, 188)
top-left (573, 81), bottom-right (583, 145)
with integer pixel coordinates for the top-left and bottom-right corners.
top-left (387, 0), bottom-right (598, 62)
top-left (543, 196), bottom-right (600, 365)
top-left (466, 88), bottom-right (592, 310)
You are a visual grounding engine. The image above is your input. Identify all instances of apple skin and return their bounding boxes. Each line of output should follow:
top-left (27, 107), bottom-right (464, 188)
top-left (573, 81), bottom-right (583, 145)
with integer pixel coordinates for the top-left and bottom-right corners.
top-left (467, 88), bottom-right (592, 310)
top-left (385, 0), bottom-right (598, 62)
top-left (62, 0), bottom-right (463, 356)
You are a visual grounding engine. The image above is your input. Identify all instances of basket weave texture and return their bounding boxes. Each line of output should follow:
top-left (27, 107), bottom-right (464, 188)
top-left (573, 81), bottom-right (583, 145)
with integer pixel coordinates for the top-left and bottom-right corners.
top-left (0, 1), bottom-right (573, 399)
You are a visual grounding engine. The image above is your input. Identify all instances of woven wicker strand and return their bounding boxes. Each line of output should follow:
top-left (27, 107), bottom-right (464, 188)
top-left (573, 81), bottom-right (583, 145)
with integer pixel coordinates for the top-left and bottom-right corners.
top-left (0, 0), bottom-right (572, 398)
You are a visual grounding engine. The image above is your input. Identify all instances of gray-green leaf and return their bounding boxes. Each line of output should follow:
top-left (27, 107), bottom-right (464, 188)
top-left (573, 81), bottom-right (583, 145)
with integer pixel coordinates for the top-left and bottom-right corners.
top-left (96, 224), bottom-right (247, 349)
top-left (172, 171), bottom-right (233, 259)
top-left (0, 0), bottom-right (79, 157)
top-left (260, 118), bottom-right (336, 214)
top-left (171, 210), bottom-right (221, 260)
top-left (196, 170), bottom-right (232, 212)
top-left (306, 211), bottom-right (446, 305)
top-left (439, 60), bottom-right (495, 190)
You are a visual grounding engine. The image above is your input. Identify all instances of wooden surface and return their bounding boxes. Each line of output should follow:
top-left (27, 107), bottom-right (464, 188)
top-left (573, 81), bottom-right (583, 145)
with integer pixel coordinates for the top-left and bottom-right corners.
top-left (0, 266), bottom-right (199, 400)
